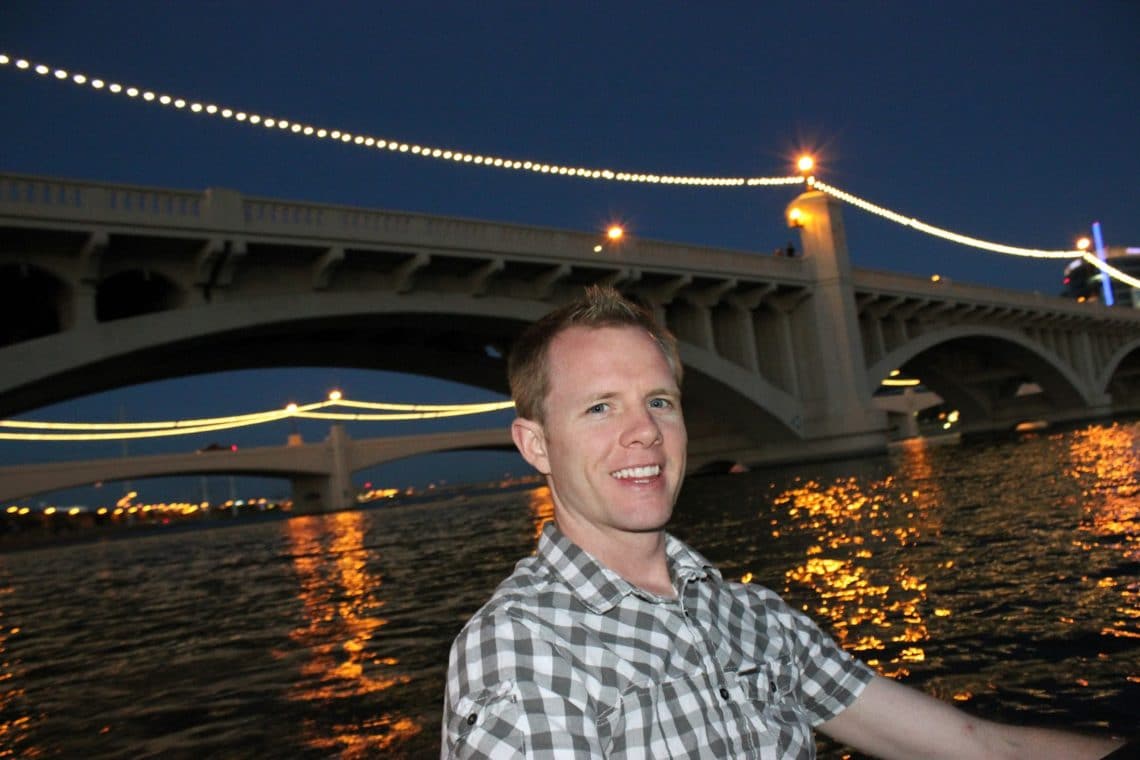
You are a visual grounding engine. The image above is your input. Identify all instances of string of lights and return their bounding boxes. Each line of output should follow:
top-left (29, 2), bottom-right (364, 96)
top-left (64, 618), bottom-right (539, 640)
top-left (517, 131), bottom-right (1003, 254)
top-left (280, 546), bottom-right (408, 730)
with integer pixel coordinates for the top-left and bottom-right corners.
top-left (0, 411), bottom-right (304, 442)
top-left (807, 179), bottom-right (1082, 260)
top-left (334, 399), bottom-right (515, 413)
top-left (296, 409), bottom-right (507, 422)
top-left (0, 400), bottom-right (334, 430)
top-left (0, 51), bottom-right (1125, 285)
top-left (0, 53), bottom-right (802, 189)
top-left (0, 396), bottom-right (516, 441)
top-left (1079, 253), bottom-right (1140, 290)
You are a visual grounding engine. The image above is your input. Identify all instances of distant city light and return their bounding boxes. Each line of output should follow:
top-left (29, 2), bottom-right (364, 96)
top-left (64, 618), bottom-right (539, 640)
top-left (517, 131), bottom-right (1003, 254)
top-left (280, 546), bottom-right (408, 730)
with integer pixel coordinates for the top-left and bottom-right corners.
top-left (881, 378), bottom-right (921, 387)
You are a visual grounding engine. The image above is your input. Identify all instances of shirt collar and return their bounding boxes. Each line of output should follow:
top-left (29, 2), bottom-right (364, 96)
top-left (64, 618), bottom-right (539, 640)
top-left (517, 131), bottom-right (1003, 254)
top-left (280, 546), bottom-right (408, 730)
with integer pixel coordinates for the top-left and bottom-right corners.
top-left (536, 523), bottom-right (720, 613)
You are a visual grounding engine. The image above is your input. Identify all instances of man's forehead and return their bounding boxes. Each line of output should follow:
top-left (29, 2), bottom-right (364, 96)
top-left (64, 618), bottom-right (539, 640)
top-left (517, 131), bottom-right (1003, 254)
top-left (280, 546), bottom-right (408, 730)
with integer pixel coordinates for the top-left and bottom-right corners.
top-left (549, 324), bottom-right (656, 359)
top-left (547, 326), bottom-right (677, 387)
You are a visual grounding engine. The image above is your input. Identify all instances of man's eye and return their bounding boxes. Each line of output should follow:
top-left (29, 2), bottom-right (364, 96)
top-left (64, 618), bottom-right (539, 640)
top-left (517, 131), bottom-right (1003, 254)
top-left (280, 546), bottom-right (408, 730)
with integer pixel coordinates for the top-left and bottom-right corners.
top-left (587, 403), bottom-right (608, 414)
top-left (649, 398), bottom-right (673, 409)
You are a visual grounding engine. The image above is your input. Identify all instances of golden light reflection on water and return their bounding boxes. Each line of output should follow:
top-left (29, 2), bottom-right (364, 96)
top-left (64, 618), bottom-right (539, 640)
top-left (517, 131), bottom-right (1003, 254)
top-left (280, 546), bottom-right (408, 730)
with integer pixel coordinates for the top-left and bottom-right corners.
top-left (284, 511), bottom-right (421, 754)
top-left (770, 446), bottom-right (949, 679)
top-left (528, 486), bottom-right (555, 545)
top-left (1067, 423), bottom-right (1140, 641)
top-left (0, 578), bottom-right (36, 757)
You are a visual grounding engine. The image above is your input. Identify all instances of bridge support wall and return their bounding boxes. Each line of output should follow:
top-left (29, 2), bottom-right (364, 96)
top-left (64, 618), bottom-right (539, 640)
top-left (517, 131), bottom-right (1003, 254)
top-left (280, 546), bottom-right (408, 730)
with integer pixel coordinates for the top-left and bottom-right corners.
top-left (786, 190), bottom-right (888, 450)
top-left (289, 424), bottom-right (355, 514)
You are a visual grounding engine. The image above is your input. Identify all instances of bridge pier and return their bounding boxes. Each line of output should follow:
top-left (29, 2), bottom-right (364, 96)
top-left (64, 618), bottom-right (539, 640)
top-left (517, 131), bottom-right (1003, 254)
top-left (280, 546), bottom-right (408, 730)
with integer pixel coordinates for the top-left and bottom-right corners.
top-left (289, 424), bottom-right (355, 514)
top-left (785, 189), bottom-right (888, 451)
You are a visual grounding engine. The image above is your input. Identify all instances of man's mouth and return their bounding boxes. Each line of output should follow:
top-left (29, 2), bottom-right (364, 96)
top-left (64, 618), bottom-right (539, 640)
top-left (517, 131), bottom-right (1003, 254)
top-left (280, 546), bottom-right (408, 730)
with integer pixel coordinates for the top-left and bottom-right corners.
top-left (611, 464), bottom-right (661, 480)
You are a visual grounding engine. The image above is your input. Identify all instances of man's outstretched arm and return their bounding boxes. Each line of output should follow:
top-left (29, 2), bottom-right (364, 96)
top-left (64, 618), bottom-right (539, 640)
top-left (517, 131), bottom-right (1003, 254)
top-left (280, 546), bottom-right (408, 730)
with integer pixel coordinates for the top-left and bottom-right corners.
top-left (819, 674), bottom-right (1125, 760)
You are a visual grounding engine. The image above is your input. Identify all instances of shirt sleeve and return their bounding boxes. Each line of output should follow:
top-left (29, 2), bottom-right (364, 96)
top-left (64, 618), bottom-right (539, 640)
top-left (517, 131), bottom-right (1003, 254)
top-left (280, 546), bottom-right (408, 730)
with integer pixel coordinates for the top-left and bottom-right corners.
top-left (781, 602), bottom-right (875, 725)
top-left (442, 611), bottom-right (604, 759)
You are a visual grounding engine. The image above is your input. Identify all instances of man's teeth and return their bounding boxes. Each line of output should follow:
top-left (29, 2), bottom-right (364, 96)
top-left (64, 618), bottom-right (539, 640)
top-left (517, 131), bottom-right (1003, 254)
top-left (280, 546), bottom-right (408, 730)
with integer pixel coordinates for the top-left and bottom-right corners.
top-left (611, 465), bottom-right (661, 479)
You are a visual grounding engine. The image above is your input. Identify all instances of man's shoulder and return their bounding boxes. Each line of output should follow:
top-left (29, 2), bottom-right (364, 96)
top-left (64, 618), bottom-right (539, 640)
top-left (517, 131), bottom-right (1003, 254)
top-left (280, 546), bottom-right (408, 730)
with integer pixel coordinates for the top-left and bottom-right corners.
top-left (455, 553), bottom-right (568, 637)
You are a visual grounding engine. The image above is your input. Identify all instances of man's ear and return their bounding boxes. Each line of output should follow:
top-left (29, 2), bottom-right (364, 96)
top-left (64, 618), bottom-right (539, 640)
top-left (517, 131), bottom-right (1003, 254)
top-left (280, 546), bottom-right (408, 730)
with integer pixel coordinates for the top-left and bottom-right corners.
top-left (511, 418), bottom-right (551, 475)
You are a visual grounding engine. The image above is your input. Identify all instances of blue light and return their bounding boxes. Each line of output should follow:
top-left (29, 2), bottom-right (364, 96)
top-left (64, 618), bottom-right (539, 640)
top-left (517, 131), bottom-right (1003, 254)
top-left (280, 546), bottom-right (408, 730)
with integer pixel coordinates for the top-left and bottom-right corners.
top-left (1093, 222), bottom-right (1112, 306)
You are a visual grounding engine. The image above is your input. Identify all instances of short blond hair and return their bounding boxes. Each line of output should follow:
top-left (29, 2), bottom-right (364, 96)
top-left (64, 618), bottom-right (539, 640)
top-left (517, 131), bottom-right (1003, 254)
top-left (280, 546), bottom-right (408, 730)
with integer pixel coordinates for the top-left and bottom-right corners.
top-left (508, 286), bottom-right (682, 422)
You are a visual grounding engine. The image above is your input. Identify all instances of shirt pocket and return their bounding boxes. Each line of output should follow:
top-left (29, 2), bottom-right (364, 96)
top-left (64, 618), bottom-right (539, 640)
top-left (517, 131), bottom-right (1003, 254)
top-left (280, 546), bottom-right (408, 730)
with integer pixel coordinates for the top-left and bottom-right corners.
top-left (731, 657), bottom-right (797, 708)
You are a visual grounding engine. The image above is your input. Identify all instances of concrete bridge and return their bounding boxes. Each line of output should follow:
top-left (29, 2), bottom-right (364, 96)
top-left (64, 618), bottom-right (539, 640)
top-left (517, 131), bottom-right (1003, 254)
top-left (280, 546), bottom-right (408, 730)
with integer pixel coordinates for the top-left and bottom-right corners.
top-left (3, 172), bottom-right (1140, 503)
top-left (0, 425), bottom-right (515, 511)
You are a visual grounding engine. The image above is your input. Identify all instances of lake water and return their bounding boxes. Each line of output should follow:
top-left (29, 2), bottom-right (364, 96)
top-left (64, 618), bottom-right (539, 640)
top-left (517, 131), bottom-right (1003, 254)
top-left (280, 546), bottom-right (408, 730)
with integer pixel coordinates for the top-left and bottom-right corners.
top-left (1, 423), bottom-right (1137, 758)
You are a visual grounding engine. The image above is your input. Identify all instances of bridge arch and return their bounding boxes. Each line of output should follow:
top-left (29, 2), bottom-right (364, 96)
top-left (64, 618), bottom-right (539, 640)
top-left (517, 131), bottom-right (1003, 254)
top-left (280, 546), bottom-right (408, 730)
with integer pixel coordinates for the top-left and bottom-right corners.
top-left (2, 286), bottom-right (806, 459)
top-left (0, 290), bottom-right (542, 416)
top-left (680, 344), bottom-right (802, 440)
top-left (1099, 337), bottom-right (1140, 412)
top-left (867, 325), bottom-right (1098, 427)
top-left (95, 268), bottom-right (186, 322)
top-left (0, 263), bottom-right (69, 347)
top-left (0, 427), bottom-right (519, 504)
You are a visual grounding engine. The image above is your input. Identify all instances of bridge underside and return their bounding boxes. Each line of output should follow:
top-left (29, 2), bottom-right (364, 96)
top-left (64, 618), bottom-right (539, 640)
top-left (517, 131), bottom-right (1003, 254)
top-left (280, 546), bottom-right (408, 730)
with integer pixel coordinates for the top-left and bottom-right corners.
top-left (907, 336), bottom-right (1098, 430)
top-left (0, 310), bottom-right (519, 418)
top-left (1106, 349), bottom-right (1140, 415)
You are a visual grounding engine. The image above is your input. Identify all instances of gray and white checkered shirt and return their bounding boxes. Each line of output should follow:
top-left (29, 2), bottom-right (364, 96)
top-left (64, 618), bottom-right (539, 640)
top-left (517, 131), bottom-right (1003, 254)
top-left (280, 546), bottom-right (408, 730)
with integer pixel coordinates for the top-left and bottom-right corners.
top-left (443, 523), bottom-right (873, 758)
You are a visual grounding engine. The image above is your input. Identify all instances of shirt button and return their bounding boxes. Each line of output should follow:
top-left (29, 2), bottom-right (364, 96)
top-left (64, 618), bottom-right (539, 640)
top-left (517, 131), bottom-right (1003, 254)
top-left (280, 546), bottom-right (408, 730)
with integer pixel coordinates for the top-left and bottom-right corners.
top-left (467, 713), bottom-right (477, 725)
top-left (719, 687), bottom-right (730, 700)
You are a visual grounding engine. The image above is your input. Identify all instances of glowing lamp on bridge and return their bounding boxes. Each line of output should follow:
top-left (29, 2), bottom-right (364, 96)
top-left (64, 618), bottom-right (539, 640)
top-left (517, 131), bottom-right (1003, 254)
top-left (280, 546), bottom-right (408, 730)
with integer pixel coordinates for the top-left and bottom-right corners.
top-left (1076, 237), bottom-right (1091, 252)
top-left (328, 389), bottom-right (343, 402)
top-left (796, 154), bottom-right (815, 175)
top-left (606, 225), bottom-right (625, 242)
top-left (286, 402), bottom-right (299, 413)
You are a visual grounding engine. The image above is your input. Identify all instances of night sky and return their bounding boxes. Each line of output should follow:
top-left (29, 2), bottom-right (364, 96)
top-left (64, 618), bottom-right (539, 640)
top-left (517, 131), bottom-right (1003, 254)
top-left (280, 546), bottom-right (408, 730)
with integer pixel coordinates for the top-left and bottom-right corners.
top-left (3, 1), bottom-right (1138, 504)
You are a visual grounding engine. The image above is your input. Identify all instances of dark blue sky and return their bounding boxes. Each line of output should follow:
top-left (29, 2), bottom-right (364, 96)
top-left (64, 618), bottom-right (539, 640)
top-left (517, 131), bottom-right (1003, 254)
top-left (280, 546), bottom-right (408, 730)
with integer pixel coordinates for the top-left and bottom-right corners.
top-left (3, 2), bottom-right (1138, 504)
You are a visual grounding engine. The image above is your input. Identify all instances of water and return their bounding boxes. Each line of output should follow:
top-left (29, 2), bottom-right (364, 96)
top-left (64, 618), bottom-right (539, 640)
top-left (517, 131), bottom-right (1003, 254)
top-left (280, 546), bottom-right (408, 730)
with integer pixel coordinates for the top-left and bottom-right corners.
top-left (1, 424), bottom-right (1137, 758)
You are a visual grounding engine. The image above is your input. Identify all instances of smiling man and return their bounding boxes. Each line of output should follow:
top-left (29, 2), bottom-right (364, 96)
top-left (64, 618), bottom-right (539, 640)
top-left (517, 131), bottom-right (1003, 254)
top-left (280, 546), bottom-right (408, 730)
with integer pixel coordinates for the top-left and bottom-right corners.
top-left (442, 286), bottom-right (1126, 759)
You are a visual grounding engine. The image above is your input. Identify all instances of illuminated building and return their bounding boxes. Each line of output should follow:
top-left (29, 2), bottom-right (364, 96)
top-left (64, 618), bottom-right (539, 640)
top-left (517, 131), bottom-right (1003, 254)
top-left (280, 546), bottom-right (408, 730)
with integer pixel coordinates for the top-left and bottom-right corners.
top-left (1062, 246), bottom-right (1140, 306)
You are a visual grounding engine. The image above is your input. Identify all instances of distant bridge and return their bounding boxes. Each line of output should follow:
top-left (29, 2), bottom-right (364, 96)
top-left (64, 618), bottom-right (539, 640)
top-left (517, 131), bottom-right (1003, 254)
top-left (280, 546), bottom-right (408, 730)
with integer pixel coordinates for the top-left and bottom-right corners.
top-left (3, 172), bottom-right (1140, 503)
top-left (0, 426), bottom-right (515, 511)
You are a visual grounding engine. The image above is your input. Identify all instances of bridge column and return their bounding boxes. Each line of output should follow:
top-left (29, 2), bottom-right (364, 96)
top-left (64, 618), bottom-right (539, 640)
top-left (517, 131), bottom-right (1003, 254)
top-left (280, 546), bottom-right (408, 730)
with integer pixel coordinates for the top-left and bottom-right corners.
top-left (327, 424), bottom-right (354, 511)
top-left (289, 424), bottom-right (355, 514)
top-left (786, 190), bottom-right (887, 450)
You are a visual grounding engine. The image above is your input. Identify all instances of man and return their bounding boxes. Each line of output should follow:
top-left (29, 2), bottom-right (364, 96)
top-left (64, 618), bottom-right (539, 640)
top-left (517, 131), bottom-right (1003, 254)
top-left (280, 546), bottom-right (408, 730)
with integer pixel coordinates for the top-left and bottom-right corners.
top-left (443, 286), bottom-right (1126, 759)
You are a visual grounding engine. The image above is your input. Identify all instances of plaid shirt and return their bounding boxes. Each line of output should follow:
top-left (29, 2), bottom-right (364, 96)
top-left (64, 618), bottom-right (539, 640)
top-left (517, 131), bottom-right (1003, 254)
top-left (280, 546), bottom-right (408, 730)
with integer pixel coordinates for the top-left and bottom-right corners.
top-left (443, 524), bottom-right (873, 759)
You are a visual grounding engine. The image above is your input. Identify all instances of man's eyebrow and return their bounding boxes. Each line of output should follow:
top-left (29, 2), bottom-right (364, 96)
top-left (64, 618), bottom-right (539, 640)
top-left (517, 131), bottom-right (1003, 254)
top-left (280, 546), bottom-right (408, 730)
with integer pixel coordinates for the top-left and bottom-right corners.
top-left (573, 390), bottom-right (618, 405)
top-left (573, 388), bottom-right (681, 404)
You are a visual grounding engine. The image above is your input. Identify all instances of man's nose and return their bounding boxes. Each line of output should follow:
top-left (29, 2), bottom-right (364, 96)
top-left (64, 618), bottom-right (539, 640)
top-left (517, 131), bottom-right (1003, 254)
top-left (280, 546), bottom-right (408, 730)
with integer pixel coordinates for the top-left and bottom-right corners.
top-left (620, 406), bottom-right (662, 447)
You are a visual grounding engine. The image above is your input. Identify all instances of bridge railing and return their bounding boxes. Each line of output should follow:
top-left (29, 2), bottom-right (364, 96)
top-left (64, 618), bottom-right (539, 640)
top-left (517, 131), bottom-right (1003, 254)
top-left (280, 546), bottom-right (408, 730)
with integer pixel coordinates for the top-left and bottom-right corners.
top-left (1, 172), bottom-right (814, 283)
top-left (1, 173), bottom-right (204, 225)
top-left (853, 265), bottom-right (1140, 322)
